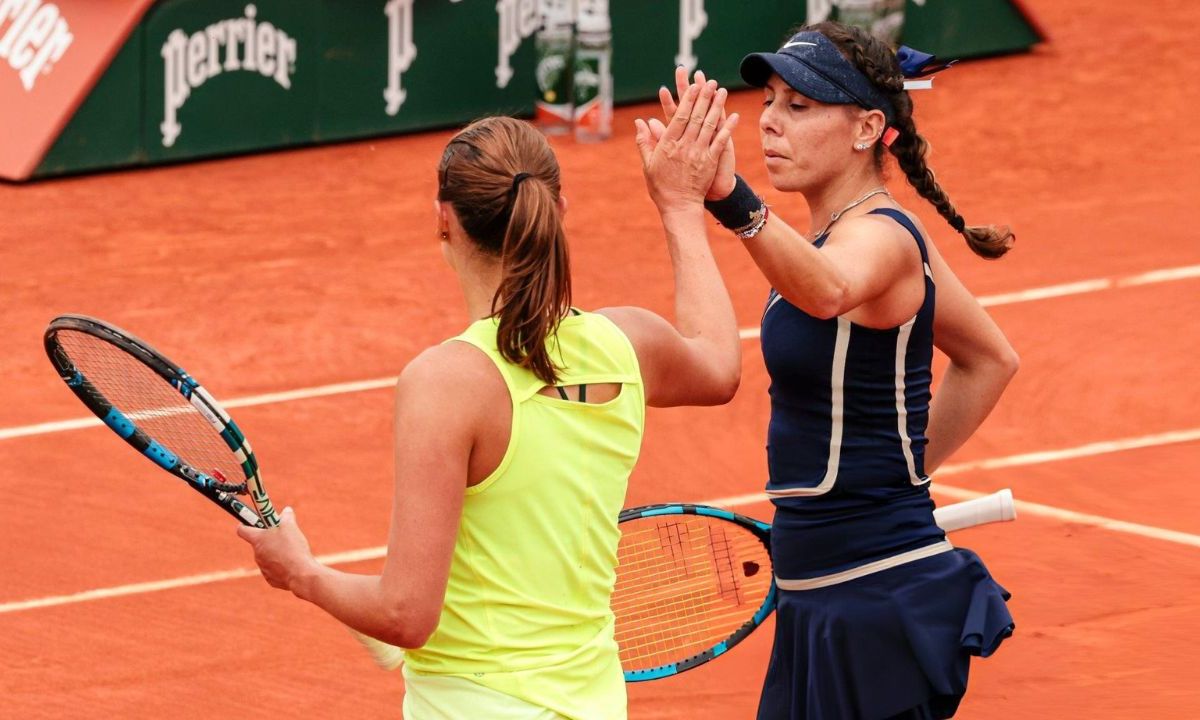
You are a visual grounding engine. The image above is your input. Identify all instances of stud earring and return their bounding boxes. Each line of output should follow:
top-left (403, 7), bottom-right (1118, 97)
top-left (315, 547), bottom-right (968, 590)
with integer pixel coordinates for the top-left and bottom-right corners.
top-left (854, 143), bottom-right (869, 151)
top-left (439, 230), bottom-right (448, 240)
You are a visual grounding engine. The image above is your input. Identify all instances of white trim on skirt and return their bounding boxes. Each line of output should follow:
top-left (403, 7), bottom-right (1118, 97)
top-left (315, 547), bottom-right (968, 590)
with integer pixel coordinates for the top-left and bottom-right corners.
top-left (775, 540), bottom-right (954, 591)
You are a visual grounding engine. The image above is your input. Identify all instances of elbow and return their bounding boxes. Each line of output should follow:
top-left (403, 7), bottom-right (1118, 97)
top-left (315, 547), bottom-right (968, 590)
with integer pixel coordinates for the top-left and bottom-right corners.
top-left (802, 281), bottom-right (849, 321)
top-left (985, 333), bottom-right (1019, 381)
top-left (698, 354), bottom-right (741, 405)
top-left (392, 627), bottom-right (434, 651)
top-left (378, 604), bottom-right (440, 649)
top-left (998, 346), bottom-right (1020, 382)
top-left (954, 344), bottom-right (1019, 390)
top-left (709, 364), bottom-right (741, 404)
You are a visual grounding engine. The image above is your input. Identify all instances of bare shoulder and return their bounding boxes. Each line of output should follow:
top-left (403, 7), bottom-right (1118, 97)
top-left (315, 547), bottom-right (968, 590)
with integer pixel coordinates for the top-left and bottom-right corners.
top-left (827, 211), bottom-right (918, 253)
top-left (893, 209), bottom-right (945, 260)
top-left (395, 342), bottom-right (506, 407)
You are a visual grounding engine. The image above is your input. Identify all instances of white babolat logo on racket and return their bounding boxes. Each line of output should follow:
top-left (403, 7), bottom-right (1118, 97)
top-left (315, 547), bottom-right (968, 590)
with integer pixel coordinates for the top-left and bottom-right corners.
top-left (159, 4), bottom-right (298, 147)
top-left (0, 0), bottom-right (74, 92)
top-left (189, 393), bottom-right (223, 430)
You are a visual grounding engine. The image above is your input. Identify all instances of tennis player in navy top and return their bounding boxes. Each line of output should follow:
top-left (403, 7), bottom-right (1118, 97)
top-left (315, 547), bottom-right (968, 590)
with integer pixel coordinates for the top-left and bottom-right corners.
top-left (650, 21), bottom-right (1019, 720)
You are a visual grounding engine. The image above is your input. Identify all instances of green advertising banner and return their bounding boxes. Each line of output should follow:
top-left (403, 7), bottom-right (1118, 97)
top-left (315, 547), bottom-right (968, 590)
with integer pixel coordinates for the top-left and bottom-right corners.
top-left (35, 26), bottom-right (144, 178)
top-left (611, 0), bottom-right (795, 103)
top-left (140, 0), bottom-right (321, 161)
top-left (28, 0), bottom-right (1043, 178)
top-left (901, 0), bottom-right (1043, 59)
top-left (316, 0), bottom-right (539, 140)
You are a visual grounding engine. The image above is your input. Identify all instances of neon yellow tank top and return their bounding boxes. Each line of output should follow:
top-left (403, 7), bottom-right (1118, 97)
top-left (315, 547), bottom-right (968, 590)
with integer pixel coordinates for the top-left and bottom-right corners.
top-left (403, 310), bottom-right (645, 720)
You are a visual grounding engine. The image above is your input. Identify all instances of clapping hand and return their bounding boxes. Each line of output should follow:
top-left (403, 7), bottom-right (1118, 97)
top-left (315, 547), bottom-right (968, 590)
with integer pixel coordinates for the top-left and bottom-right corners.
top-left (655, 67), bottom-right (739, 202)
top-left (634, 74), bottom-right (740, 216)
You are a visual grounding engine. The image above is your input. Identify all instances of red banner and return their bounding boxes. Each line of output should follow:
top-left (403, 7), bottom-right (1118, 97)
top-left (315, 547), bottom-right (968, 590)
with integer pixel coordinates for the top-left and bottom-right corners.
top-left (0, 0), bottom-right (153, 181)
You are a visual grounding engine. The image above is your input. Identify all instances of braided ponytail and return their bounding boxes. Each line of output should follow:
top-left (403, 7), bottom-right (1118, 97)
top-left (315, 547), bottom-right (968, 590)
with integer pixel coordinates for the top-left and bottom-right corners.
top-left (806, 22), bottom-right (1014, 259)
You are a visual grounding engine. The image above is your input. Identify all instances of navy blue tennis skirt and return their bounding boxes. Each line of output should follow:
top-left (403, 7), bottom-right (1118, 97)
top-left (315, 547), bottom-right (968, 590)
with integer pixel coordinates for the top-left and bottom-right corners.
top-left (756, 547), bottom-right (1013, 720)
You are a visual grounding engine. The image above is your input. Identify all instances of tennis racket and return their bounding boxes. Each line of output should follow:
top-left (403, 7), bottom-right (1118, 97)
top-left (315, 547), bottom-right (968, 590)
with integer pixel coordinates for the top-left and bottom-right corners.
top-left (44, 314), bottom-right (277, 528)
top-left (614, 488), bottom-right (1017, 681)
top-left (44, 313), bottom-right (408, 667)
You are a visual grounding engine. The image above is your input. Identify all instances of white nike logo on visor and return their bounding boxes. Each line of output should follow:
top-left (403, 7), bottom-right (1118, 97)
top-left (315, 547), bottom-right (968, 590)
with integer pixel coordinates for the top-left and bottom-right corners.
top-left (782, 41), bottom-right (818, 49)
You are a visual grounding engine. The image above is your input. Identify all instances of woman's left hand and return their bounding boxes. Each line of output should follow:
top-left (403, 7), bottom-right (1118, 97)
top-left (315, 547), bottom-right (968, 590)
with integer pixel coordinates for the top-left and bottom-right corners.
top-left (658, 67), bottom-right (738, 201)
top-left (635, 78), bottom-right (738, 216)
top-left (236, 506), bottom-right (318, 593)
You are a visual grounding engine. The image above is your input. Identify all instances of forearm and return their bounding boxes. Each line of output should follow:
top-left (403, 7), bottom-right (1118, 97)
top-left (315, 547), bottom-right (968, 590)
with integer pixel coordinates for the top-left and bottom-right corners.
top-left (291, 565), bottom-right (426, 648)
top-left (925, 358), bottom-right (1016, 472)
top-left (660, 208), bottom-right (740, 388)
top-left (742, 214), bottom-right (848, 319)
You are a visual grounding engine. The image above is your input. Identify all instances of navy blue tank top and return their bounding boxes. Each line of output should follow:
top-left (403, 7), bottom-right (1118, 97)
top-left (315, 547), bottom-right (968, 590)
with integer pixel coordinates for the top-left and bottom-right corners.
top-left (761, 208), bottom-right (945, 580)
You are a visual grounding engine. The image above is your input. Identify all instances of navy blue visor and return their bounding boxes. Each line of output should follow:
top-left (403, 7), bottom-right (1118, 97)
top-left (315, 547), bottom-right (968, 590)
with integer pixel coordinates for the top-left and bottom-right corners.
top-left (740, 31), bottom-right (895, 123)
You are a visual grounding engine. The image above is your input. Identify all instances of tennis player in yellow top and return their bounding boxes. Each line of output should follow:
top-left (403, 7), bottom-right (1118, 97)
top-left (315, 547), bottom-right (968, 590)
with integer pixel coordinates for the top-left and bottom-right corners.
top-left (238, 80), bottom-right (742, 719)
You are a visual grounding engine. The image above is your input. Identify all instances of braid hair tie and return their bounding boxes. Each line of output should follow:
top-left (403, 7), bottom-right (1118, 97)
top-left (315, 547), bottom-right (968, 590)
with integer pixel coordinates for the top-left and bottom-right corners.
top-left (950, 215), bottom-right (966, 233)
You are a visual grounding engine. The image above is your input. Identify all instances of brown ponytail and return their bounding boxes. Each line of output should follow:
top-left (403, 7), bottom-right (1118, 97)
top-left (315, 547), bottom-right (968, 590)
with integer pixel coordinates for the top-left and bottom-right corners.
top-left (805, 22), bottom-right (1015, 259)
top-left (437, 117), bottom-right (572, 383)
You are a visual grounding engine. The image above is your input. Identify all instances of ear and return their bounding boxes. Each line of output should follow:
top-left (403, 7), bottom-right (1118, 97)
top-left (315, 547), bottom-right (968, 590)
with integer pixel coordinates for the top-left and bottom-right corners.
top-left (557, 194), bottom-right (568, 216)
top-left (853, 108), bottom-right (888, 149)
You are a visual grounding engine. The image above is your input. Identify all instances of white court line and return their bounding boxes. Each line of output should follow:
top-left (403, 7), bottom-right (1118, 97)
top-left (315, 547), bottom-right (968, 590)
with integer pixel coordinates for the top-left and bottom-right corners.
top-left (2, 427), bottom-right (1199, 616)
top-left (975, 279), bottom-right (1113, 308)
top-left (708, 485), bottom-right (1200, 551)
top-left (703, 428), bottom-right (1200, 508)
top-left (941, 491), bottom-right (1200, 549)
top-left (3, 263), bottom-right (1198, 441)
top-left (933, 428), bottom-right (1200, 475)
top-left (1118, 265), bottom-right (1200, 287)
top-left (0, 378), bottom-right (400, 441)
top-left (697, 427), bottom-right (1200, 545)
top-left (0, 546), bottom-right (389, 615)
top-left (738, 262), bottom-right (1200, 341)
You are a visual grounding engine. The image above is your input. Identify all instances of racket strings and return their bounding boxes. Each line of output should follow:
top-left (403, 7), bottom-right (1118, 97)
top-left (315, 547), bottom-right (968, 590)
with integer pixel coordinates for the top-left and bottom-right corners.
top-left (615, 584), bottom-right (768, 661)
top-left (613, 517), bottom-right (772, 669)
top-left (57, 331), bottom-right (248, 493)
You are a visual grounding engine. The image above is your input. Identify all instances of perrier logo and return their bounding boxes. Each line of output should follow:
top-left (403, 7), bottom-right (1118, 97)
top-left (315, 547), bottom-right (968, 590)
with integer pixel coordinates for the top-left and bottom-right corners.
top-left (160, 4), bottom-right (298, 147)
top-left (573, 59), bottom-right (600, 105)
top-left (0, 0), bottom-right (74, 92)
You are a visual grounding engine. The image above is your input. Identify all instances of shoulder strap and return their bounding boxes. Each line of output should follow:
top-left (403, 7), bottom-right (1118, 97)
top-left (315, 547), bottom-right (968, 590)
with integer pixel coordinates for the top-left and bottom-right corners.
top-left (868, 208), bottom-right (930, 265)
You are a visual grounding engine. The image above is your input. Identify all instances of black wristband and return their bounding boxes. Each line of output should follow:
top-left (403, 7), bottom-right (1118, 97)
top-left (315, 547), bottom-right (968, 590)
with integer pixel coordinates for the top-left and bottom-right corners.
top-left (703, 175), bottom-right (764, 233)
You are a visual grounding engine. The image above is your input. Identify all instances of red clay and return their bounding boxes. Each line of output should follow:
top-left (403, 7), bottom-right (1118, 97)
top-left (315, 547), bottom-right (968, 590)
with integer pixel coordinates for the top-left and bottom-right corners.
top-left (2, 0), bottom-right (1199, 716)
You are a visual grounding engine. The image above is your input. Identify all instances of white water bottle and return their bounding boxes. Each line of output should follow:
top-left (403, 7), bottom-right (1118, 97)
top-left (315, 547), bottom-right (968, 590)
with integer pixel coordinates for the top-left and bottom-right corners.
top-left (573, 0), bottom-right (612, 143)
top-left (535, 0), bottom-right (576, 135)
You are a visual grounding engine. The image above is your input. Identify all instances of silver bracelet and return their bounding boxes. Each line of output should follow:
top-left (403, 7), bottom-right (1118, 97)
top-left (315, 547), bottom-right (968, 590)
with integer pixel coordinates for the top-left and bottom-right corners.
top-left (735, 205), bottom-right (770, 240)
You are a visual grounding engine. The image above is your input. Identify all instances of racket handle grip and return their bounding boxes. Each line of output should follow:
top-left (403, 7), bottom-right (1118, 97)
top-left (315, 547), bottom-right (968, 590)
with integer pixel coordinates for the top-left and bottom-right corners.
top-left (933, 488), bottom-right (1017, 533)
top-left (347, 626), bottom-right (406, 671)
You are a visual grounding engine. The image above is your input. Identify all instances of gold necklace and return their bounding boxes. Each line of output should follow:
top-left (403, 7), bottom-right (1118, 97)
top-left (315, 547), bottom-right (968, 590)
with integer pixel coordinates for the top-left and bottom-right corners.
top-left (809, 187), bottom-right (892, 241)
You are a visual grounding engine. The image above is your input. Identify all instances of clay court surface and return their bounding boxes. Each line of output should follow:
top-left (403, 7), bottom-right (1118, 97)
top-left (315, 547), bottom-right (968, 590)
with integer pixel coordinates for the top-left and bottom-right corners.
top-left (2, 0), bottom-right (1199, 716)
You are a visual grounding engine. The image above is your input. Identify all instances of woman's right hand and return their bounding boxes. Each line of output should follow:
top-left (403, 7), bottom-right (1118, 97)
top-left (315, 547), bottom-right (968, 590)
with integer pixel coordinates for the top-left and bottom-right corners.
top-left (634, 78), bottom-right (739, 217)
top-left (658, 67), bottom-right (738, 202)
